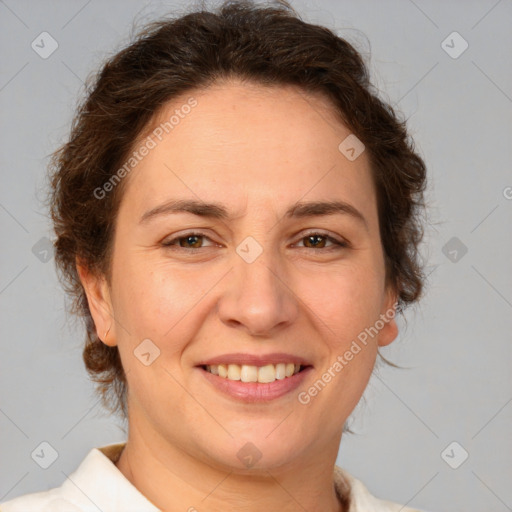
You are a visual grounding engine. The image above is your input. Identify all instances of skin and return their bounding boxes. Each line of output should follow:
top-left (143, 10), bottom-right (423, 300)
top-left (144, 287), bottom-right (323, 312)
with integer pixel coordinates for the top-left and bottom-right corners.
top-left (78, 79), bottom-right (398, 512)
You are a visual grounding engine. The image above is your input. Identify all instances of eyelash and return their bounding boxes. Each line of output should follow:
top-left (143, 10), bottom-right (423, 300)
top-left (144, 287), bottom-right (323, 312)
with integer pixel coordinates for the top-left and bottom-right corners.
top-left (161, 231), bottom-right (349, 252)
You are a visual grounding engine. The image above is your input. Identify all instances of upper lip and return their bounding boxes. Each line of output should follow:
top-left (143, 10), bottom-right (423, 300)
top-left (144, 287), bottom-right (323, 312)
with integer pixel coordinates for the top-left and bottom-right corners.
top-left (197, 352), bottom-right (313, 367)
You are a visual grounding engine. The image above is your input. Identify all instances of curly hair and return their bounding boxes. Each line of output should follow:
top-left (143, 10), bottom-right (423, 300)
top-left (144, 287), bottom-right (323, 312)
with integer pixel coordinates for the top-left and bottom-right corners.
top-left (48, 0), bottom-right (427, 422)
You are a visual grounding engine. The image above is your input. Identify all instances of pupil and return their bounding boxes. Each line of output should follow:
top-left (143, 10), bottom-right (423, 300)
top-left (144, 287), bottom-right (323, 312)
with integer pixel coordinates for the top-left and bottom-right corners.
top-left (181, 235), bottom-right (201, 248)
top-left (307, 235), bottom-right (325, 248)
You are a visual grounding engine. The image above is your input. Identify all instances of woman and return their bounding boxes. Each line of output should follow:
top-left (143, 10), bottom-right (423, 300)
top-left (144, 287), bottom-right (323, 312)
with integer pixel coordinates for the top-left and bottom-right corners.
top-left (1, 1), bottom-right (429, 511)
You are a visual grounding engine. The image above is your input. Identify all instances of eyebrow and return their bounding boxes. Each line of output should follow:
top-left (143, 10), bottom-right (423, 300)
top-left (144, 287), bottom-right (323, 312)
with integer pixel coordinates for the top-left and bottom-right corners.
top-left (139, 198), bottom-right (368, 230)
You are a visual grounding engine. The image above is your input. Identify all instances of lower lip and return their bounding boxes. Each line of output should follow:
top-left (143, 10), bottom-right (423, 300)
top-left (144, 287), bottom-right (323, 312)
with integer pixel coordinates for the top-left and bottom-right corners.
top-left (198, 366), bottom-right (313, 403)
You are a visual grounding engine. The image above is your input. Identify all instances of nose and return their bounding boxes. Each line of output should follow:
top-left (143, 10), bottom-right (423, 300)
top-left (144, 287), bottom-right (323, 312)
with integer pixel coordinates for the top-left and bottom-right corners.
top-left (216, 247), bottom-right (299, 337)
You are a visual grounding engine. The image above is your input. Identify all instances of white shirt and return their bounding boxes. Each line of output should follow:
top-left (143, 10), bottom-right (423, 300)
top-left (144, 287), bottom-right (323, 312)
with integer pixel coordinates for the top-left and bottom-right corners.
top-left (0, 443), bottom-right (427, 511)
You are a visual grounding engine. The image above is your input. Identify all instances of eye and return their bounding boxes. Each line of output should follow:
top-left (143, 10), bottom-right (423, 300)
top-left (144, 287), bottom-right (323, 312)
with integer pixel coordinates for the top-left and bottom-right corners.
top-left (294, 232), bottom-right (348, 250)
top-left (161, 232), bottom-right (216, 249)
top-left (160, 230), bottom-right (349, 252)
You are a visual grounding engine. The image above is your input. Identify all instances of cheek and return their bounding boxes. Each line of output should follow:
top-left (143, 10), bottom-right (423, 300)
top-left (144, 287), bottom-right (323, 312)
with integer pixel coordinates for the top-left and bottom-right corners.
top-left (112, 257), bottom-right (215, 341)
top-left (110, 261), bottom-right (203, 398)
top-left (295, 259), bottom-right (385, 343)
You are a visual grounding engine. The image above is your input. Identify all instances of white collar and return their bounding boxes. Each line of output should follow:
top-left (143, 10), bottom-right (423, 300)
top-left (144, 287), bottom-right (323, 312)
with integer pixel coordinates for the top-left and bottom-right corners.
top-left (1, 442), bottom-right (424, 512)
top-left (57, 442), bottom-right (160, 512)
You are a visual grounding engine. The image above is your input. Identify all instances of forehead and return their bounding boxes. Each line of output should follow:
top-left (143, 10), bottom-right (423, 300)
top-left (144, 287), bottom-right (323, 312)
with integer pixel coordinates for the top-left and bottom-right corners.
top-left (119, 80), bottom-right (376, 222)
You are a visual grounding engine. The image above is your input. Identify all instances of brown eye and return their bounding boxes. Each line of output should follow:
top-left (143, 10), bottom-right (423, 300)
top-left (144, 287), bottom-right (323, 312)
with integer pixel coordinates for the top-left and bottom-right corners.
top-left (179, 235), bottom-right (204, 248)
top-left (303, 234), bottom-right (328, 248)
top-left (161, 232), bottom-right (216, 249)
top-left (296, 232), bottom-right (347, 250)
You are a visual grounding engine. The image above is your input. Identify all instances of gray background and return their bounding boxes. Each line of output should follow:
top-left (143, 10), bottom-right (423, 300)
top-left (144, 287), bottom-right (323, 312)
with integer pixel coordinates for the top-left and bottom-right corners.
top-left (1, 1), bottom-right (511, 511)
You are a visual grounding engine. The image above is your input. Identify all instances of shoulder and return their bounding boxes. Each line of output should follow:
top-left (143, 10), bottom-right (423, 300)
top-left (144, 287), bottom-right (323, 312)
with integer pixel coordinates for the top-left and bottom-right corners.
top-left (0, 480), bottom-right (91, 512)
top-left (0, 445), bottom-right (118, 512)
top-left (0, 442), bottom-right (158, 512)
top-left (334, 465), bottom-right (432, 512)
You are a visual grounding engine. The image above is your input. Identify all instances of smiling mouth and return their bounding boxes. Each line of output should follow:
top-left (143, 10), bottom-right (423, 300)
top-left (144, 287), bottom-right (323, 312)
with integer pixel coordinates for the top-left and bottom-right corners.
top-left (201, 363), bottom-right (308, 383)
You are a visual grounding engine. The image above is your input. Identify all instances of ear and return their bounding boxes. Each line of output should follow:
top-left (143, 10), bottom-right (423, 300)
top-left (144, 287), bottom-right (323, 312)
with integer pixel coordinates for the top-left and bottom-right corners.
top-left (76, 257), bottom-right (117, 347)
top-left (377, 287), bottom-right (399, 348)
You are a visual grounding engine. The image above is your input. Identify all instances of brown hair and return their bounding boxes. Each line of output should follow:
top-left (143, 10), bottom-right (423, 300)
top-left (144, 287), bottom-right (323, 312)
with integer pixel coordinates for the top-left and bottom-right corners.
top-left (49, 0), bottom-right (427, 422)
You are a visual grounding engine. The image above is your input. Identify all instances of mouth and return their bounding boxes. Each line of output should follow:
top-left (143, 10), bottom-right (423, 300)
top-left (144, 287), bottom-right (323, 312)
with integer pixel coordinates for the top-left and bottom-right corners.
top-left (200, 362), bottom-right (308, 383)
top-left (196, 358), bottom-right (313, 403)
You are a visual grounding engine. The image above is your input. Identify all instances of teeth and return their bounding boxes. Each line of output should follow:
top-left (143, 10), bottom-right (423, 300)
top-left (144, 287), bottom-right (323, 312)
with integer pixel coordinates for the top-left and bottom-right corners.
top-left (205, 363), bottom-right (303, 383)
top-left (240, 365), bottom-right (258, 383)
top-left (258, 364), bottom-right (276, 383)
top-left (227, 364), bottom-right (241, 381)
top-left (275, 363), bottom-right (286, 380)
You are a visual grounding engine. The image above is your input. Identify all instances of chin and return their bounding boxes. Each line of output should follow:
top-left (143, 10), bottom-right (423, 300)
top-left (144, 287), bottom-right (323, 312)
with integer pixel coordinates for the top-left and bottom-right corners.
top-left (199, 430), bottom-right (307, 473)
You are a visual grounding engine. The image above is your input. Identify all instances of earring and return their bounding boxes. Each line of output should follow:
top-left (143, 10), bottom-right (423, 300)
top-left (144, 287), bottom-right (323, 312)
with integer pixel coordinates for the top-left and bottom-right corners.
top-left (104, 324), bottom-right (112, 341)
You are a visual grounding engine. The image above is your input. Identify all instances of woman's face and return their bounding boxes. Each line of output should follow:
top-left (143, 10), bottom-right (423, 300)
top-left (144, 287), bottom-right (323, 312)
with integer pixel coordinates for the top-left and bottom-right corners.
top-left (83, 80), bottom-right (398, 472)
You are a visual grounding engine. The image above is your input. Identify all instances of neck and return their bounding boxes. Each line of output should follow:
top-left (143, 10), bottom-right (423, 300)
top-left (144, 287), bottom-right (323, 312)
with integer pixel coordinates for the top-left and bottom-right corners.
top-left (115, 421), bottom-right (346, 512)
